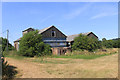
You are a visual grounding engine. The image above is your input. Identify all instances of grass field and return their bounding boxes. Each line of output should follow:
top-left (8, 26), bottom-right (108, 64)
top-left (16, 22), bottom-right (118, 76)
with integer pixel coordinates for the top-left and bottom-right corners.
top-left (5, 48), bottom-right (118, 78)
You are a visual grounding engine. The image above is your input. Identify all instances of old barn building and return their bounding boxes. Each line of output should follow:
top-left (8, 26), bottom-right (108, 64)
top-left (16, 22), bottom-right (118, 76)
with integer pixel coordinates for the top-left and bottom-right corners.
top-left (14, 25), bottom-right (98, 55)
top-left (66, 32), bottom-right (98, 47)
top-left (14, 26), bottom-right (68, 55)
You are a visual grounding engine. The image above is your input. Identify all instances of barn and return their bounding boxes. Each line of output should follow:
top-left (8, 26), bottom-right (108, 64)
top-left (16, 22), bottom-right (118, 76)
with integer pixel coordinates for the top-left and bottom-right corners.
top-left (14, 25), bottom-right (68, 55)
top-left (66, 32), bottom-right (98, 47)
top-left (14, 26), bottom-right (98, 55)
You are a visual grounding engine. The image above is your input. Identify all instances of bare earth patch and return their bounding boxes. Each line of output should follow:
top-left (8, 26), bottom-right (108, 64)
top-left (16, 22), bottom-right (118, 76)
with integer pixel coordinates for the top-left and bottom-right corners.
top-left (6, 53), bottom-right (118, 78)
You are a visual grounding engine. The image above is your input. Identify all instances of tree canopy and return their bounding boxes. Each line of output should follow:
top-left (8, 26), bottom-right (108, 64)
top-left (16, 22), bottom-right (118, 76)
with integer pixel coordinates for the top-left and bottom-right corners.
top-left (102, 38), bottom-right (120, 48)
top-left (72, 34), bottom-right (101, 52)
top-left (0, 37), bottom-right (14, 52)
top-left (19, 30), bottom-right (52, 57)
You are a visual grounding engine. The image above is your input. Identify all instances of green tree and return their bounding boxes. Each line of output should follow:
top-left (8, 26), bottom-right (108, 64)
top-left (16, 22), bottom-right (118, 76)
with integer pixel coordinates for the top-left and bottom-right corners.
top-left (0, 37), bottom-right (14, 52)
top-left (118, 39), bottom-right (120, 48)
top-left (72, 34), bottom-right (101, 52)
top-left (19, 30), bottom-right (52, 57)
top-left (112, 38), bottom-right (120, 48)
top-left (102, 38), bottom-right (107, 48)
top-left (102, 38), bottom-right (106, 42)
top-left (102, 38), bottom-right (115, 48)
top-left (112, 40), bottom-right (118, 48)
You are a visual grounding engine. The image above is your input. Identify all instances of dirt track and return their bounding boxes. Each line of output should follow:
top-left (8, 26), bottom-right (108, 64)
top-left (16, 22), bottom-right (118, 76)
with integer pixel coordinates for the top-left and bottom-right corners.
top-left (6, 54), bottom-right (118, 78)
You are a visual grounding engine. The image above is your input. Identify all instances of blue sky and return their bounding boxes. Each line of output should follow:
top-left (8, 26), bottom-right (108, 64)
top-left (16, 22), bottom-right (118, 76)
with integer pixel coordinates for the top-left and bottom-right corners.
top-left (2, 2), bottom-right (118, 45)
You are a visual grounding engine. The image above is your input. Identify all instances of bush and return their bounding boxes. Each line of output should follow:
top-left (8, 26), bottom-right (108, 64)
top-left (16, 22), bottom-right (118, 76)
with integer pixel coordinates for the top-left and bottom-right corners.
top-left (19, 30), bottom-right (52, 57)
top-left (102, 38), bottom-right (120, 48)
top-left (2, 56), bottom-right (9, 78)
top-left (0, 37), bottom-right (15, 52)
top-left (2, 56), bottom-right (17, 79)
top-left (72, 34), bottom-right (101, 52)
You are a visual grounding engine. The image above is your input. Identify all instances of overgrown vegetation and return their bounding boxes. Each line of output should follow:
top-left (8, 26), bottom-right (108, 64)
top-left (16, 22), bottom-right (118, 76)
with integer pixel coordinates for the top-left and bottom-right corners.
top-left (0, 37), bottom-right (15, 52)
top-left (2, 56), bottom-right (18, 79)
top-left (53, 53), bottom-right (117, 59)
top-left (0, 37), bottom-right (17, 79)
top-left (72, 34), bottom-right (101, 52)
top-left (71, 34), bottom-right (119, 52)
top-left (102, 38), bottom-right (120, 48)
top-left (5, 48), bottom-right (118, 60)
top-left (53, 48), bottom-right (117, 59)
top-left (19, 30), bottom-right (52, 57)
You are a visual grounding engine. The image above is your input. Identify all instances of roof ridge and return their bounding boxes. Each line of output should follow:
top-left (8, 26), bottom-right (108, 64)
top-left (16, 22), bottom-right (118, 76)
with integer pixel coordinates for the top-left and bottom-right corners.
top-left (22, 27), bottom-right (34, 32)
top-left (38, 25), bottom-right (55, 34)
top-left (67, 32), bottom-right (91, 36)
top-left (67, 34), bottom-right (79, 36)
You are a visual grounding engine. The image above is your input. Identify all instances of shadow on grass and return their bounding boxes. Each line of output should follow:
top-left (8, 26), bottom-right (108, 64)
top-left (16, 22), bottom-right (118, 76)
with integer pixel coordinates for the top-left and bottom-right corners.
top-left (2, 65), bottom-right (18, 80)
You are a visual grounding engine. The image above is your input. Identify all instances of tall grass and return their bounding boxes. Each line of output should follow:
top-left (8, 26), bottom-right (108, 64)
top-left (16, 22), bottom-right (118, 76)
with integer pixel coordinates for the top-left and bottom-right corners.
top-left (4, 48), bottom-right (118, 60)
top-left (51, 48), bottom-right (118, 59)
top-left (52, 52), bottom-right (117, 59)
top-left (3, 50), bottom-right (29, 60)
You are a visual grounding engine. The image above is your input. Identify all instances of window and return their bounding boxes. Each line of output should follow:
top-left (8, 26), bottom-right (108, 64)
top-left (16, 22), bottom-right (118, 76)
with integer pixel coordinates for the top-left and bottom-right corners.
top-left (51, 30), bottom-right (56, 37)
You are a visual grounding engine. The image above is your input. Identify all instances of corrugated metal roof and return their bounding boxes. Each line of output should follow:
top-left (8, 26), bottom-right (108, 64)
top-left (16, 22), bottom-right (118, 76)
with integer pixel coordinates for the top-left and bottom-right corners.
top-left (66, 32), bottom-right (92, 42)
top-left (67, 34), bottom-right (79, 42)
top-left (14, 25), bottom-right (54, 42)
top-left (14, 26), bottom-right (93, 43)
top-left (38, 26), bottom-right (53, 34)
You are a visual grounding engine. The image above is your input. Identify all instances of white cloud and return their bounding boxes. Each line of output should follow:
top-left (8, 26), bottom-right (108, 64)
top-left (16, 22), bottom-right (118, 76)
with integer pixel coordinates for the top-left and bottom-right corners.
top-left (90, 13), bottom-right (107, 19)
top-left (40, 15), bottom-right (53, 23)
top-left (90, 12), bottom-right (117, 20)
top-left (63, 3), bottom-right (93, 19)
top-left (90, 3), bottom-right (118, 20)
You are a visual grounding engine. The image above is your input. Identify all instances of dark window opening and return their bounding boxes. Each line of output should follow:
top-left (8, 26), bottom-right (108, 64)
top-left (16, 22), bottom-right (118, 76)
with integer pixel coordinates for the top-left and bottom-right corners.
top-left (51, 30), bottom-right (56, 37)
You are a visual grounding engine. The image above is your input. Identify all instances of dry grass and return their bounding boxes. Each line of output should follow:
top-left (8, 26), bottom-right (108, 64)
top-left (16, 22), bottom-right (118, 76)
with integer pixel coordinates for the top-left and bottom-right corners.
top-left (67, 48), bottom-right (118, 55)
top-left (6, 51), bottom-right (118, 78)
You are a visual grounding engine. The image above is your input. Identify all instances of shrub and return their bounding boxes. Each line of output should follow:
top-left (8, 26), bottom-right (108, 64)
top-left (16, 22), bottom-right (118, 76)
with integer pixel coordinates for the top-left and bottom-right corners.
top-left (2, 56), bottom-right (17, 79)
top-left (0, 37), bottom-right (15, 52)
top-left (72, 34), bottom-right (101, 52)
top-left (2, 56), bottom-right (9, 78)
top-left (19, 30), bottom-right (52, 57)
top-left (102, 38), bottom-right (120, 48)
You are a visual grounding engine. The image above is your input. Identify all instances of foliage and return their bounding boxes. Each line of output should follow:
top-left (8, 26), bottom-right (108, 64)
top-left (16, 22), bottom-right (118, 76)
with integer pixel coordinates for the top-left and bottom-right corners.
top-left (19, 30), bottom-right (52, 57)
top-left (102, 38), bottom-right (120, 48)
top-left (72, 34), bottom-right (101, 52)
top-left (0, 37), bottom-right (15, 52)
top-left (2, 56), bottom-right (17, 79)
top-left (2, 56), bottom-right (9, 78)
top-left (72, 34), bottom-right (119, 52)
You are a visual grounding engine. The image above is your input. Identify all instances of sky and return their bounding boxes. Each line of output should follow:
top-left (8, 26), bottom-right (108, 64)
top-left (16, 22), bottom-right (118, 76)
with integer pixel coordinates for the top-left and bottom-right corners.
top-left (2, 2), bottom-right (118, 45)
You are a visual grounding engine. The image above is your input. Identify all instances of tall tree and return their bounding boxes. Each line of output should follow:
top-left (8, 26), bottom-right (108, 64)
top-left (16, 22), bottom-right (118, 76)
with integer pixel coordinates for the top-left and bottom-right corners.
top-left (72, 34), bottom-right (101, 52)
top-left (19, 30), bottom-right (52, 57)
top-left (0, 37), bottom-right (14, 52)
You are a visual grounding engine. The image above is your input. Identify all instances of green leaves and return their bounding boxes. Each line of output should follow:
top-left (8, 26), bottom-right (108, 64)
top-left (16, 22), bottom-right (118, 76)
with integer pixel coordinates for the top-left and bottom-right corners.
top-left (0, 37), bottom-right (14, 52)
top-left (102, 38), bottom-right (120, 48)
top-left (72, 34), bottom-right (101, 52)
top-left (19, 30), bottom-right (51, 57)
